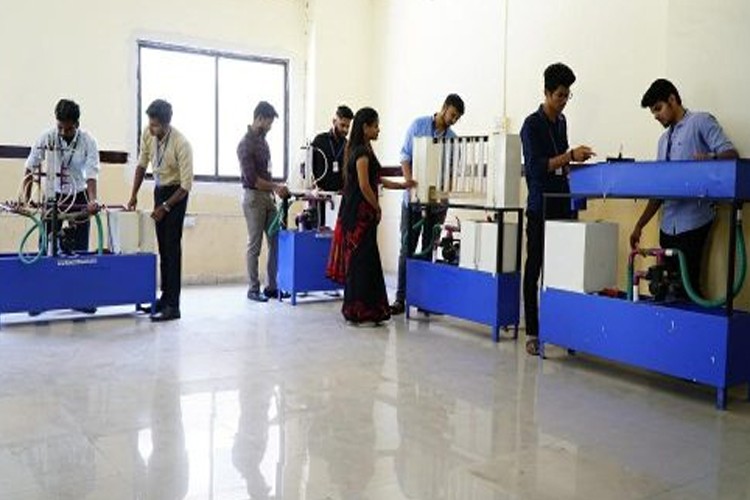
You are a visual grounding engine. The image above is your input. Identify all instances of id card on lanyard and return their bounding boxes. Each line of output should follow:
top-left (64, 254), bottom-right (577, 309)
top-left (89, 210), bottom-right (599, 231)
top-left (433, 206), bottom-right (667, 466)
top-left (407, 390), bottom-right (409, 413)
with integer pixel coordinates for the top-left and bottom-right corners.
top-left (57, 131), bottom-right (80, 193)
top-left (329, 133), bottom-right (345, 174)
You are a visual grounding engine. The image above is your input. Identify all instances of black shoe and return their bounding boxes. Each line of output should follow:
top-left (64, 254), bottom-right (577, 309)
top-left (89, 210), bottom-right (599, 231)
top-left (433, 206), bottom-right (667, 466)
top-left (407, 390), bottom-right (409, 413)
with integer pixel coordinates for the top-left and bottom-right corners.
top-left (390, 300), bottom-right (405, 315)
top-left (264, 288), bottom-right (290, 300)
top-left (74, 308), bottom-right (98, 315)
top-left (247, 290), bottom-right (269, 302)
top-left (28, 311), bottom-right (42, 317)
top-left (150, 306), bottom-right (181, 322)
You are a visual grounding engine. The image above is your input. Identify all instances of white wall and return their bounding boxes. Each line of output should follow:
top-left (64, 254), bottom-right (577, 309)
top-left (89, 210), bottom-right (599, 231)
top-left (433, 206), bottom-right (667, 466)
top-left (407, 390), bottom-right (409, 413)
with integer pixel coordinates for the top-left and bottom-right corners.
top-left (371, 0), bottom-right (507, 164)
top-left (305, 0), bottom-right (375, 136)
top-left (0, 0), bottom-right (308, 153)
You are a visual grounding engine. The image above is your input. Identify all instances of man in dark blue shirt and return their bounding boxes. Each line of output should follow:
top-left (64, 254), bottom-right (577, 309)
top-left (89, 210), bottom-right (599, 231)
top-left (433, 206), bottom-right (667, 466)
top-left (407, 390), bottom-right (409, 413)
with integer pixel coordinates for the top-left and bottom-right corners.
top-left (520, 63), bottom-right (595, 355)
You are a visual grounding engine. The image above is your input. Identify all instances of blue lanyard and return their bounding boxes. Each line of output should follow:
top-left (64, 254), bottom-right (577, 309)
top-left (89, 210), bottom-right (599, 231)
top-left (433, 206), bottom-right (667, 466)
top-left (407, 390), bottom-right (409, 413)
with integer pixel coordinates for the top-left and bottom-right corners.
top-left (328, 132), bottom-right (345, 162)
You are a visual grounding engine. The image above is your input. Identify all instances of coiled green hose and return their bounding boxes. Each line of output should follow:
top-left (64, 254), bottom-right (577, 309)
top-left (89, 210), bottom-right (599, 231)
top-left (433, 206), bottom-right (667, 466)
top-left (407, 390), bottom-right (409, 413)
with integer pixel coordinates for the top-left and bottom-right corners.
top-left (675, 225), bottom-right (746, 308)
top-left (18, 213), bottom-right (46, 265)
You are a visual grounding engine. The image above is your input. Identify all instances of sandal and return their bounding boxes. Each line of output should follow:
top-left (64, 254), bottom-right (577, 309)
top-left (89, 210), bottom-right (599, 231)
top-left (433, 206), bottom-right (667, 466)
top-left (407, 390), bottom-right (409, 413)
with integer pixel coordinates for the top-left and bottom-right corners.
top-left (526, 338), bottom-right (540, 356)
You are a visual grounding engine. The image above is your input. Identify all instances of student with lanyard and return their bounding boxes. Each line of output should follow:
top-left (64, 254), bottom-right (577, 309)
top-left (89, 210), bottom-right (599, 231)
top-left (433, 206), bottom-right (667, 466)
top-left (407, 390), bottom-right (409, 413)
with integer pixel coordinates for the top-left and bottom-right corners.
top-left (128, 99), bottom-right (194, 322)
top-left (24, 99), bottom-right (101, 254)
top-left (520, 63), bottom-right (595, 356)
top-left (390, 94), bottom-right (465, 316)
top-left (23, 99), bottom-right (101, 316)
top-left (309, 105), bottom-right (354, 226)
top-left (630, 79), bottom-right (738, 300)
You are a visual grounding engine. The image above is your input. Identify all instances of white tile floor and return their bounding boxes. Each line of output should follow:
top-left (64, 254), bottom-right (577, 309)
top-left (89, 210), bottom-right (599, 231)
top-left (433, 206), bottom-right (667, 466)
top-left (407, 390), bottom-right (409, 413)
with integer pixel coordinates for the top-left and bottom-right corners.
top-left (1, 285), bottom-right (750, 499)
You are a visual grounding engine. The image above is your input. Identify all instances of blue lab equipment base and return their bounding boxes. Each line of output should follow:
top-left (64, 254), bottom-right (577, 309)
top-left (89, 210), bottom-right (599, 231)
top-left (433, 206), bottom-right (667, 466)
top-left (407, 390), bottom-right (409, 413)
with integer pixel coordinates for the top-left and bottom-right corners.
top-left (539, 160), bottom-right (750, 410)
top-left (403, 204), bottom-right (523, 343)
top-left (0, 253), bottom-right (157, 326)
top-left (278, 230), bottom-right (341, 305)
top-left (540, 289), bottom-right (750, 410)
top-left (406, 260), bottom-right (520, 342)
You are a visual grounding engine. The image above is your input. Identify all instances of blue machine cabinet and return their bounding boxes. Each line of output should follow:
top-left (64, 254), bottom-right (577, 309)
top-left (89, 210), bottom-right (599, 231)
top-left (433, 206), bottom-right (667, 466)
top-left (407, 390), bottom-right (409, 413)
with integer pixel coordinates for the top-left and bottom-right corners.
top-left (0, 253), bottom-right (157, 326)
top-left (277, 230), bottom-right (341, 305)
top-left (540, 160), bottom-right (750, 409)
top-left (405, 204), bottom-right (523, 342)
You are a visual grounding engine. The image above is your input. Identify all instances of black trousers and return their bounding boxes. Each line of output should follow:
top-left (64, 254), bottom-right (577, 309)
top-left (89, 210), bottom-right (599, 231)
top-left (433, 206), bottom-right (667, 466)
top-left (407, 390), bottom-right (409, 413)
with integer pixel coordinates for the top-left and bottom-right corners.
top-left (47, 191), bottom-right (90, 254)
top-left (523, 212), bottom-right (544, 338)
top-left (315, 200), bottom-right (328, 227)
top-left (154, 186), bottom-right (188, 308)
top-left (660, 221), bottom-right (713, 297)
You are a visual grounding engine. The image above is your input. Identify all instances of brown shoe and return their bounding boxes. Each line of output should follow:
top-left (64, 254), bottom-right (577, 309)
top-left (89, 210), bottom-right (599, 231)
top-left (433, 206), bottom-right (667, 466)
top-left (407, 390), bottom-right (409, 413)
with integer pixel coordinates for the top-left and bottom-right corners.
top-left (390, 300), bottom-right (405, 315)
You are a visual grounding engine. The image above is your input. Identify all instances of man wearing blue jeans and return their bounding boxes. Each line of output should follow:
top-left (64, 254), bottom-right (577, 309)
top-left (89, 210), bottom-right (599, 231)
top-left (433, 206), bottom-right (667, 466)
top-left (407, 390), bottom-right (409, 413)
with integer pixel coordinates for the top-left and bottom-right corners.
top-left (630, 79), bottom-right (738, 298)
top-left (390, 94), bottom-right (464, 315)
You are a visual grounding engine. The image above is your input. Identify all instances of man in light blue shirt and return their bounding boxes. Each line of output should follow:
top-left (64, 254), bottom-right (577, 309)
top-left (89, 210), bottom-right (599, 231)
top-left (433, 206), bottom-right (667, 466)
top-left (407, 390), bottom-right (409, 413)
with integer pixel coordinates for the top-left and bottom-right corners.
top-left (391, 94), bottom-right (464, 315)
top-left (630, 79), bottom-right (738, 297)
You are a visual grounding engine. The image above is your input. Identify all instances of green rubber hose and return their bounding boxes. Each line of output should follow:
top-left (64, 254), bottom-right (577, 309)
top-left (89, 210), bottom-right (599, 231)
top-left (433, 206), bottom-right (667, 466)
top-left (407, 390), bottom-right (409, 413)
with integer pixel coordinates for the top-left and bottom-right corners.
top-left (401, 217), bottom-right (442, 259)
top-left (627, 261), bottom-right (635, 302)
top-left (18, 213), bottom-right (46, 265)
top-left (267, 207), bottom-right (283, 237)
top-left (93, 212), bottom-right (104, 255)
top-left (675, 224), bottom-right (747, 308)
top-left (412, 224), bottom-right (443, 258)
top-left (401, 218), bottom-right (425, 249)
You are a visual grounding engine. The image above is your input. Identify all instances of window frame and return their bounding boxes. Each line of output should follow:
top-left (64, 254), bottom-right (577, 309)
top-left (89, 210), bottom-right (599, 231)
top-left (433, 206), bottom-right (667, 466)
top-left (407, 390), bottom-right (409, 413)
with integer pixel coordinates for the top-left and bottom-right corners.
top-left (136, 40), bottom-right (290, 183)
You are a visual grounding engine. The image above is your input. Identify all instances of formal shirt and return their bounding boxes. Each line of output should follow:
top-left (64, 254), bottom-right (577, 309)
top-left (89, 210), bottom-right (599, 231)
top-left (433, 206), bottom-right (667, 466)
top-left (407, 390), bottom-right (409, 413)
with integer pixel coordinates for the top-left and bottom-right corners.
top-left (238, 126), bottom-right (272, 190)
top-left (520, 106), bottom-right (572, 219)
top-left (139, 127), bottom-right (193, 191)
top-left (25, 128), bottom-right (100, 195)
top-left (310, 129), bottom-right (346, 191)
top-left (399, 115), bottom-right (457, 204)
top-left (657, 110), bottom-right (735, 235)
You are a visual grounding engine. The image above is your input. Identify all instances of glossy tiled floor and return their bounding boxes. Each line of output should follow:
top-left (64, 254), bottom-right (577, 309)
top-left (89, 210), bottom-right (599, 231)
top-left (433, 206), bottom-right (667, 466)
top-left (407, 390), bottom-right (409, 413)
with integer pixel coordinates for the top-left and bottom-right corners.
top-left (1, 285), bottom-right (750, 500)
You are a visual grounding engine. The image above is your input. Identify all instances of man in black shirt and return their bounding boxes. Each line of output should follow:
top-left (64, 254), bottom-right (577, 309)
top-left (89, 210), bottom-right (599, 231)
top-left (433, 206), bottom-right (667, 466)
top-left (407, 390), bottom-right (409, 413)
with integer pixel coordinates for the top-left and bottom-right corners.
top-left (520, 63), bottom-right (595, 355)
top-left (308, 105), bottom-right (354, 226)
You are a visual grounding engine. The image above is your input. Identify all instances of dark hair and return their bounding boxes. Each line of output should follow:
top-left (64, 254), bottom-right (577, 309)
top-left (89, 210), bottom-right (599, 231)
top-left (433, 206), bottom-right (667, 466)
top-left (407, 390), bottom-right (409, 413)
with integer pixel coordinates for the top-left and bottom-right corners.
top-left (443, 94), bottom-right (465, 115)
top-left (55, 99), bottom-right (80, 123)
top-left (343, 107), bottom-right (379, 187)
top-left (336, 105), bottom-right (354, 120)
top-left (544, 63), bottom-right (576, 93)
top-left (254, 101), bottom-right (278, 120)
top-left (146, 99), bottom-right (173, 125)
top-left (641, 79), bottom-right (682, 108)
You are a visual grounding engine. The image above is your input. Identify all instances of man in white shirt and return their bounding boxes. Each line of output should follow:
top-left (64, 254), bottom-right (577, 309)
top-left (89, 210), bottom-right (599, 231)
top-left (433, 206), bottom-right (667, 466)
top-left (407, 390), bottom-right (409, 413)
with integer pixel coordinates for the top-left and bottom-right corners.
top-left (24, 99), bottom-right (100, 252)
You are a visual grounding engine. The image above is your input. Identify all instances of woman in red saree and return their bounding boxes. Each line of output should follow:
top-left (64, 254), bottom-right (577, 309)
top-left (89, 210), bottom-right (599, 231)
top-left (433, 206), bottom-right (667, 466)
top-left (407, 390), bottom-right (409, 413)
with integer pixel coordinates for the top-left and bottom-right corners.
top-left (327, 108), bottom-right (414, 324)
